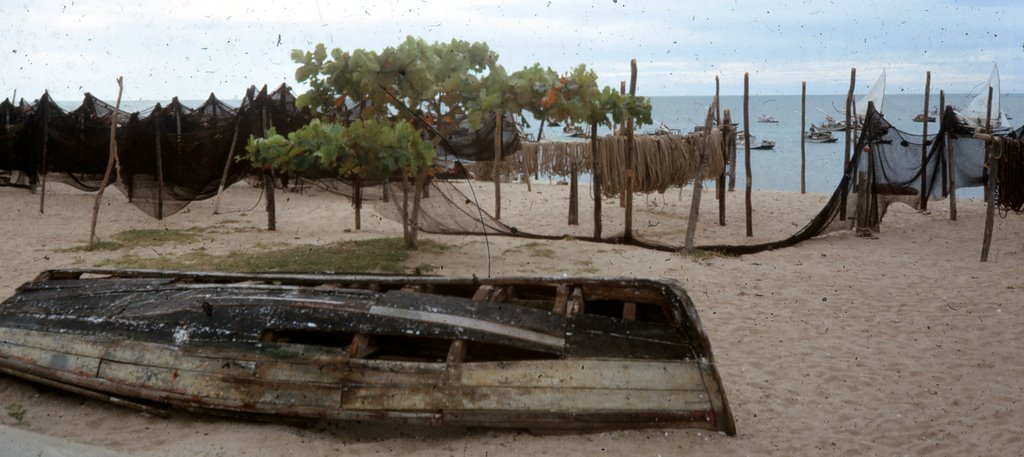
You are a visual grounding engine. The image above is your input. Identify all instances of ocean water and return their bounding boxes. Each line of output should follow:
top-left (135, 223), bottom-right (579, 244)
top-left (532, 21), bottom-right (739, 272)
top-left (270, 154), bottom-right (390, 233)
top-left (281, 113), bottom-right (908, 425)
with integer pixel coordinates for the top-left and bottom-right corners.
top-left (535, 93), bottom-right (1022, 198)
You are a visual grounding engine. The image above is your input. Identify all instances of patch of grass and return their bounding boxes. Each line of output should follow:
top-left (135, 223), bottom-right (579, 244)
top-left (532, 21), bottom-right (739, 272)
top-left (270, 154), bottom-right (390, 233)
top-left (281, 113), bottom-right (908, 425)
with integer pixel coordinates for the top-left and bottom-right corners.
top-left (114, 228), bottom-right (201, 246)
top-left (56, 240), bottom-right (123, 253)
top-left (98, 238), bottom-right (449, 274)
top-left (57, 228), bottom-right (202, 253)
top-left (519, 241), bottom-right (556, 259)
top-left (5, 404), bottom-right (26, 423)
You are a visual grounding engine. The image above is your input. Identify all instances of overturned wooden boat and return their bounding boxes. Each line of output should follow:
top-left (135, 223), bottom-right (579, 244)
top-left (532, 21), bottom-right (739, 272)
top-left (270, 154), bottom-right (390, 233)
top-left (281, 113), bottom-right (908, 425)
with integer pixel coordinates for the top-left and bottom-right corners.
top-left (0, 268), bottom-right (735, 434)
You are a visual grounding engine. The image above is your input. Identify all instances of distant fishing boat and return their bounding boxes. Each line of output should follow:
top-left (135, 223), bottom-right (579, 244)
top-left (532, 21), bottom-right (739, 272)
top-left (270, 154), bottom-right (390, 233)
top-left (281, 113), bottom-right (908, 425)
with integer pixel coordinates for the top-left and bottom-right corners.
top-left (912, 113), bottom-right (936, 123)
top-left (855, 69), bottom-right (886, 117)
top-left (737, 131), bottom-right (775, 150)
top-left (805, 126), bottom-right (838, 143)
top-left (818, 115), bottom-right (847, 132)
top-left (645, 121), bottom-right (681, 136)
top-left (757, 115), bottom-right (778, 124)
top-left (563, 124), bottom-right (589, 138)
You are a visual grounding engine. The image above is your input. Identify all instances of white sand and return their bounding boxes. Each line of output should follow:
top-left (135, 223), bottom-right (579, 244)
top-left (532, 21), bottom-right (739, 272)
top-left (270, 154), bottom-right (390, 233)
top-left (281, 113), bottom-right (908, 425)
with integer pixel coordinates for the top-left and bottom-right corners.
top-left (1, 180), bottom-right (1022, 456)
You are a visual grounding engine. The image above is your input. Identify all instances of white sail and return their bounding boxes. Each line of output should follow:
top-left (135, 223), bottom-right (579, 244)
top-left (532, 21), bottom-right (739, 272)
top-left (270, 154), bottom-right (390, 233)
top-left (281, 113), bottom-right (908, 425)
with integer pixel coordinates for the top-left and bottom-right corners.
top-left (855, 69), bottom-right (886, 116)
top-left (960, 63), bottom-right (1006, 129)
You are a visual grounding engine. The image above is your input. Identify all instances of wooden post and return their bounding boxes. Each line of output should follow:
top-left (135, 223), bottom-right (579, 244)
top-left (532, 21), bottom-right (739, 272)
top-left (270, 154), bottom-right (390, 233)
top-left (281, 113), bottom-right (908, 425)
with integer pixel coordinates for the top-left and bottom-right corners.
top-left (354, 179), bottom-right (362, 230)
top-left (854, 171), bottom-right (871, 237)
top-left (719, 110), bottom-right (731, 226)
top-left (841, 68), bottom-right (856, 221)
top-left (983, 87), bottom-right (993, 203)
top-left (265, 169), bottom-right (277, 231)
top-left (980, 138), bottom-right (999, 262)
top-left (620, 80), bottom-right (627, 208)
top-left (568, 157), bottom-right (578, 226)
top-left (939, 90), bottom-right (947, 196)
top-left (920, 71), bottom-right (931, 210)
top-left (88, 77), bottom-right (124, 247)
top-left (948, 110), bottom-right (957, 221)
top-left (715, 76), bottom-right (722, 201)
top-left (591, 120), bottom-right (602, 239)
top-left (214, 114), bottom-right (243, 214)
top-left (624, 59), bottom-right (638, 241)
top-left (743, 73), bottom-right (753, 237)
top-left (685, 99), bottom-right (717, 253)
top-left (494, 111), bottom-right (502, 220)
top-left (801, 81), bottom-right (806, 194)
top-left (154, 108), bottom-right (165, 220)
top-left (38, 96), bottom-right (48, 213)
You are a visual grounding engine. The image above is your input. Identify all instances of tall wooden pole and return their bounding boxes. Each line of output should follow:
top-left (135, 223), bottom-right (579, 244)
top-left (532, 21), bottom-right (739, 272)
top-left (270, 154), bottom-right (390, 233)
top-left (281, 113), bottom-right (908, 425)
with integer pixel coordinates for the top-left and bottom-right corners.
top-left (591, 120), bottom-right (602, 239)
top-left (88, 77), bottom-right (124, 247)
top-left (214, 114), bottom-right (243, 214)
top-left (685, 98), bottom-right (717, 253)
top-left (624, 59), bottom-right (638, 241)
top-left (718, 110), bottom-right (731, 226)
top-left (568, 157), bottom-right (578, 226)
top-left (494, 111), bottom-right (503, 220)
top-left (619, 80), bottom-right (627, 208)
top-left (38, 95), bottom-right (48, 213)
top-left (947, 107), bottom-right (958, 221)
top-left (743, 73), bottom-right (753, 237)
top-left (801, 81), bottom-right (807, 194)
top-left (715, 76), bottom-right (722, 201)
top-left (981, 87), bottom-right (995, 262)
top-left (939, 90), bottom-right (947, 196)
top-left (920, 71), bottom-right (931, 210)
top-left (841, 68), bottom-right (856, 221)
top-left (155, 108), bottom-right (165, 220)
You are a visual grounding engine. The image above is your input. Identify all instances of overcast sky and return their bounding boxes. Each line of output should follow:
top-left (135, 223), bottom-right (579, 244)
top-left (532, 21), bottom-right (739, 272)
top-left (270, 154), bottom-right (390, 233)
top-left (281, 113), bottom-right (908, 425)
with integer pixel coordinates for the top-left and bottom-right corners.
top-left (1, 0), bottom-right (1019, 102)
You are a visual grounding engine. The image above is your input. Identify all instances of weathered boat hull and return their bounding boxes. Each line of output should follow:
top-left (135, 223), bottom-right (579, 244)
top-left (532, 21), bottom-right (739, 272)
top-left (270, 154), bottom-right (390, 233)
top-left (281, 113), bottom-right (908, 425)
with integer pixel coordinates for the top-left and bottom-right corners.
top-left (0, 269), bottom-right (735, 434)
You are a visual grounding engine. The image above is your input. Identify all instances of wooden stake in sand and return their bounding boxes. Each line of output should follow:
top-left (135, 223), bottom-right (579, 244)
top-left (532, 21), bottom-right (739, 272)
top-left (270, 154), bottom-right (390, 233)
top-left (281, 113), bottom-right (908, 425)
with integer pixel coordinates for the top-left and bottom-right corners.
top-left (841, 68), bottom-right (856, 221)
top-left (939, 90), bottom-right (947, 196)
top-left (981, 87), bottom-right (996, 262)
top-left (685, 98), bottom-right (718, 253)
top-left (743, 73), bottom-right (753, 237)
top-left (154, 107), bottom-right (165, 220)
top-left (624, 59), bottom-right (638, 241)
top-left (38, 93), bottom-right (49, 213)
top-left (88, 77), bottom-right (124, 247)
top-left (947, 106), bottom-right (958, 221)
top-left (718, 109), bottom-right (732, 226)
top-left (494, 110), bottom-right (503, 220)
top-left (920, 71), bottom-right (931, 210)
top-left (801, 81), bottom-right (806, 194)
top-left (620, 80), bottom-right (627, 208)
top-left (214, 112), bottom-right (243, 214)
top-left (592, 120), bottom-right (602, 239)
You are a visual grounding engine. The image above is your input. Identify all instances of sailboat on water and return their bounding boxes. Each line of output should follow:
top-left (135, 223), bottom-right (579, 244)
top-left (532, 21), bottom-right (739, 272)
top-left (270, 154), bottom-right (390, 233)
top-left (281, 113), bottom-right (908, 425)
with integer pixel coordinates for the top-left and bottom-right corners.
top-left (956, 63), bottom-right (1013, 134)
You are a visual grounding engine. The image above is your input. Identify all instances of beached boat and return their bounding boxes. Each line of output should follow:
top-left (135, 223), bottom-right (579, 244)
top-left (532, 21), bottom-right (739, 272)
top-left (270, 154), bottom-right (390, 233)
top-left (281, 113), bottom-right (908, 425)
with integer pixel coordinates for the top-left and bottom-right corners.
top-left (0, 268), bottom-right (735, 434)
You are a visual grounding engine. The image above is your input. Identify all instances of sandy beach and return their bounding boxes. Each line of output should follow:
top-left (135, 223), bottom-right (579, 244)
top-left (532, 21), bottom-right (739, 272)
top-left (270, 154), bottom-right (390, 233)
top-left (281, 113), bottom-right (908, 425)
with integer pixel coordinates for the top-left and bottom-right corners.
top-left (0, 179), bottom-right (1022, 456)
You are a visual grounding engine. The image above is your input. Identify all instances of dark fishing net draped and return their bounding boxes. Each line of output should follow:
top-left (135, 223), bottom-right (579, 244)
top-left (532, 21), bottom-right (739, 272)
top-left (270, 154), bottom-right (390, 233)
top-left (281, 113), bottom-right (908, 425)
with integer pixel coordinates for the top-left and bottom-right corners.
top-left (0, 84), bottom-right (312, 218)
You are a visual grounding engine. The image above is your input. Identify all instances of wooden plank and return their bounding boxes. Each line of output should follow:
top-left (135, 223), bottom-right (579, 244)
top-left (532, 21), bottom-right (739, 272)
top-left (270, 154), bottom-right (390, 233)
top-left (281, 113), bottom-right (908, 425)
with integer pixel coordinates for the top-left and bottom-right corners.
top-left (0, 342), bottom-right (101, 377)
top-left (622, 302), bottom-right (637, 321)
top-left (445, 386), bottom-right (710, 412)
top-left (455, 359), bottom-right (706, 390)
top-left (552, 285), bottom-right (569, 315)
top-left (446, 339), bottom-right (466, 365)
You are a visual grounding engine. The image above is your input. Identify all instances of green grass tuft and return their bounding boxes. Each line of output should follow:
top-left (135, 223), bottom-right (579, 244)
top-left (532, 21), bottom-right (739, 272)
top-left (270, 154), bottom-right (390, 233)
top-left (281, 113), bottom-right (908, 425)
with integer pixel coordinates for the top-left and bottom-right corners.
top-left (98, 237), bottom-right (449, 274)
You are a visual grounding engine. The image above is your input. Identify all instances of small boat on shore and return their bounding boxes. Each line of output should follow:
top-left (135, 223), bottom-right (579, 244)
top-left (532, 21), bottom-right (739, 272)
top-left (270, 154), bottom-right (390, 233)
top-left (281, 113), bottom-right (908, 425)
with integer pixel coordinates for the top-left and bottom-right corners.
top-left (0, 268), bottom-right (736, 433)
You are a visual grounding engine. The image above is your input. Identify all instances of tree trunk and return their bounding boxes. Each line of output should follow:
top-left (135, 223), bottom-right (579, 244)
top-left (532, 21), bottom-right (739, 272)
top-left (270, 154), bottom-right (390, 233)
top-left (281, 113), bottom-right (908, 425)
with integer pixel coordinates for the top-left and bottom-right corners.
top-left (405, 170), bottom-right (429, 249)
top-left (591, 120), bottom-right (601, 239)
